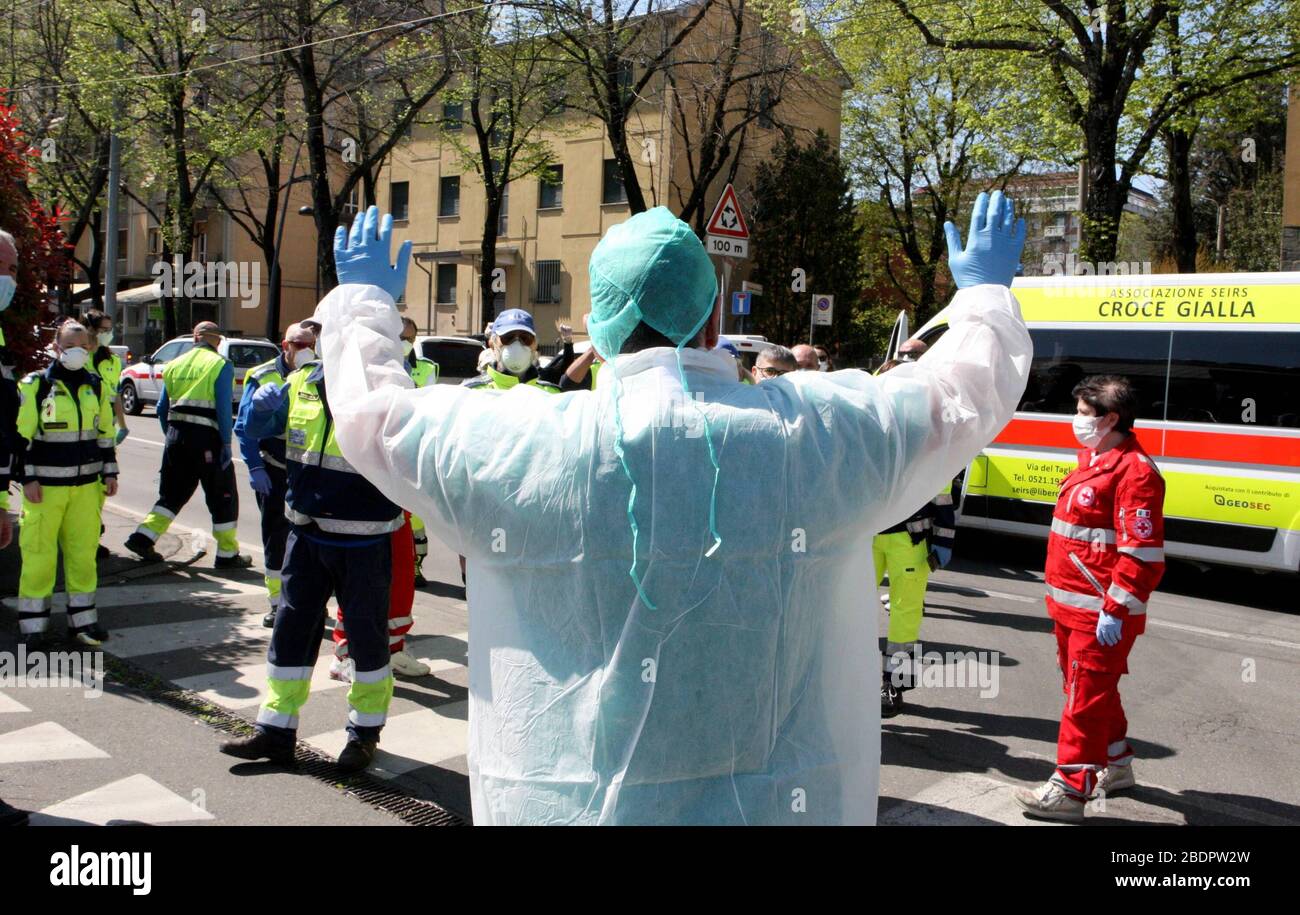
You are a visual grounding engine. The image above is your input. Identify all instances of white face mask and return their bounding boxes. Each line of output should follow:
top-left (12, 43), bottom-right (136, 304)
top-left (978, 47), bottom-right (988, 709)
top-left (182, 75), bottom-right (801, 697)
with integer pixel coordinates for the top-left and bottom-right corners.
top-left (499, 340), bottom-right (533, 375)
top-left (1072, 413), bottom-right (1110, 449)
top-left (98, 330), bottom-right (114, 347)
top-left (0, 275), bottom-right (16, 311)
top-left (293, 346), bottom-right (317, 368)
top-left (402, 340), bottom-right (415, 357)
top-left (59, 346), bottom-right (89, 371)
top-left (818, 360), bottom-right (829, 371)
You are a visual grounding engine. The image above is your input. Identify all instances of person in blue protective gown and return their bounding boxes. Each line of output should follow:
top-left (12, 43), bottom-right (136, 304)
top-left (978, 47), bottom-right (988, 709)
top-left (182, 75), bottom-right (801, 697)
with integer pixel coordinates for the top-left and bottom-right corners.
top-left (311, 196), bottom-right (1031, 825)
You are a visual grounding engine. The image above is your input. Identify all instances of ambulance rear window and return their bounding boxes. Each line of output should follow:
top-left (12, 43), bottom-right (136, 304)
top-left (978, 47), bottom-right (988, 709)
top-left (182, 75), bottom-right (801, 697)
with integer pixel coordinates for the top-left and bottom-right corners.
top-left (1166, 331), bottom-right (1300, 427)
top-left (1018, 329), bottom-right (1169, 419)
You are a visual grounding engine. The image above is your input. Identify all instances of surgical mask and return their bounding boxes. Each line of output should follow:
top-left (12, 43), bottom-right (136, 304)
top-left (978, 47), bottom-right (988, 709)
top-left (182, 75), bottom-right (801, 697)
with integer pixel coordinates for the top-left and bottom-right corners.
top-left (59, 347), bottom-right (89, 371)
top-left (0, 275), bottom-right (15, 311)
top-left (293, 346), bottom-right (316, 368)
top-left (402, 340), bottom-right (415, 357)
top-left (500, 340), bottom-right (533, 375)
top-left (98, 330), bottom-right (114, 347)
top-left (818, 360), bottom-right (829, 371)
top-left (1072, 413), bottom-right (1109, 449)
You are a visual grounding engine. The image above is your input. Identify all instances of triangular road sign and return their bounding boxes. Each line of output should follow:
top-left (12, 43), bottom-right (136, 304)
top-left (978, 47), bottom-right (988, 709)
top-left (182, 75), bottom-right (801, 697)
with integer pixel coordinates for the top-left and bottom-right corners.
top-left (706, 184), bottom-right (750, 239)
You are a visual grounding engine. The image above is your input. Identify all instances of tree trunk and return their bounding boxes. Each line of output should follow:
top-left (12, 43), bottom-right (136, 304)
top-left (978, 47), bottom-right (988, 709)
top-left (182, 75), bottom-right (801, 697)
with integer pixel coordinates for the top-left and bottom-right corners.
top-left (1165, 128), bottom-right (1199, 272)
top-left (1079, 113), bottom-right (1125, 265)
top-left (480, 190), bottom-right (501, 330)
top-left (609, 119), bottom-right (647, 214)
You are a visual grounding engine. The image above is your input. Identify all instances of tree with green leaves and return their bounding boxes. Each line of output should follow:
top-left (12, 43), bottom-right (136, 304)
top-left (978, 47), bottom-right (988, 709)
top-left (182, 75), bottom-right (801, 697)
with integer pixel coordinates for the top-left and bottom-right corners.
top-left (443, 4), bottom-right (567, 322)
top-left (267, 0), bottom-right (454, 293)
top-left (531, 0), bottom-right (715, 214)
top-left (841, 21), bottom-right (1045, 325)
top-left (882, 0), bottom-right (1300, 265)
top-left (749, 130), bottom-right (862, 349)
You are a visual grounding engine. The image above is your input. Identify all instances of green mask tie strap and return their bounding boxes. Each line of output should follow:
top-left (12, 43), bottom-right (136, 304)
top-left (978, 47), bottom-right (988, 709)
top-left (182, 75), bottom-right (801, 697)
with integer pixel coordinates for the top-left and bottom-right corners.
top-left (675, 347), bottom-right (723, 558)
top-left (610, 362), bottom-right (657, 610)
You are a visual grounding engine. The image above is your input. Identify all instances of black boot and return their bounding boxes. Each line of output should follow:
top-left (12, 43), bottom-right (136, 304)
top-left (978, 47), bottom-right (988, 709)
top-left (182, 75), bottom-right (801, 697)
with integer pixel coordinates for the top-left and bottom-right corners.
top-left (124, 532), bottom-right (164, 563)
top-left (214, 553), bottom-right (254, 569)
top-left (337, 739), bottom-right (377, 774)
top-left (220, 730), bottom-right (295, 765)
top-left (881, 682), bottom-right (905, 718)
top-left (70, 622), bottom-right (109, 647)
top-left (262, 607), bottom-right (277, 629)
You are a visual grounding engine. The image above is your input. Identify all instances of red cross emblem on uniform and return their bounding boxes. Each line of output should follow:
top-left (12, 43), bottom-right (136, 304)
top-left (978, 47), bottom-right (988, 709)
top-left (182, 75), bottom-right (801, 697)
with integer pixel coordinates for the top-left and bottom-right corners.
top-left (1133, 517), bottom-right (1154, 540)
top-left (1076, 486), bottom-right (1095, 508)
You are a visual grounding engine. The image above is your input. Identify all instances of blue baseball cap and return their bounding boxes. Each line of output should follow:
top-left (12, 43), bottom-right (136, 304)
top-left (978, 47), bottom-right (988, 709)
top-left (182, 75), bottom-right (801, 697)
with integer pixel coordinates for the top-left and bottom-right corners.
top-left (492, 309), bottom-right (536, 338)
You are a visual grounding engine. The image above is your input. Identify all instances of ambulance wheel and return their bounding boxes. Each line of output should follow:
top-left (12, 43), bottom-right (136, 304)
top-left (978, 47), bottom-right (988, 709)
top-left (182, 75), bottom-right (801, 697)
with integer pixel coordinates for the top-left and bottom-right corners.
top-left (121, 381), bottom-right (142, 415)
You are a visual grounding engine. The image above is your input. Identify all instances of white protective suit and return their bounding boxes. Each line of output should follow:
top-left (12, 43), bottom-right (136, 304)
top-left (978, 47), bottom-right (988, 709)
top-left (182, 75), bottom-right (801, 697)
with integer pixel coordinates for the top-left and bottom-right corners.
top-left (315, 282), bottom-right (1031, 825)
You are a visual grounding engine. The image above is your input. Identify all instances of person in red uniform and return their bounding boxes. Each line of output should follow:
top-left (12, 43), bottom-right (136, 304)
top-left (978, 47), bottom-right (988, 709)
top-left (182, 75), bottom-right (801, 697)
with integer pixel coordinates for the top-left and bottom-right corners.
top-left (1016, 375), bottom-right (1166, 823)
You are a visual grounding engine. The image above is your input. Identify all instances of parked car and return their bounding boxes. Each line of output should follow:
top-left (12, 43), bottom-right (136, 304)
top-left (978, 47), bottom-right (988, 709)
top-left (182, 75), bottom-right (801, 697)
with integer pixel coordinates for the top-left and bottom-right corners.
top-left (120, 334), bottom-right (279, 415)
top-left (415, 335), bottom-right (487, 385)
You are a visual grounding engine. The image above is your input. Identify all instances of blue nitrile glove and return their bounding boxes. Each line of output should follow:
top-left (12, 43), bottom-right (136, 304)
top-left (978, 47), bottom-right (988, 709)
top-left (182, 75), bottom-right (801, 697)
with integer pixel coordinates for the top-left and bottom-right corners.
top-left (252, 381), bottom-right (288, 413)
top-left (249, 467), bottom-right (272, 495)
top-left (333, 204), bottom-right (413, 302)
top-left (115, 427), bottom-right (129, 445)
top-left (1096, 610), bottom-right (1123, 647)
top-left (943, 190), bottom-right (1027, 289)
top-left (220, 445), bottom-right (232, 470)
top-left (932, 546), bottom-right (952, 569)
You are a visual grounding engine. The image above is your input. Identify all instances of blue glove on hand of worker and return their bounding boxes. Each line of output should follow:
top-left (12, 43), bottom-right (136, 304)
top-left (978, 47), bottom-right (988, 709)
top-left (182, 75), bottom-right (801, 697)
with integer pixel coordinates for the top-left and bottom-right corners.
top-left (932, 545), bottom-right (952, 569)
top-left (1096, 610), bottom-right (1123, 647)
top-left (944, 190), bottom-right (1027, 289)
top-left (333, 204), bottom-right (413, 302)
top-left (115, 427), bottom-right (129, 445)
top-left (252, 381), bottom-right (288, 413)
top-left (249, 467), bottom-right (272, 495)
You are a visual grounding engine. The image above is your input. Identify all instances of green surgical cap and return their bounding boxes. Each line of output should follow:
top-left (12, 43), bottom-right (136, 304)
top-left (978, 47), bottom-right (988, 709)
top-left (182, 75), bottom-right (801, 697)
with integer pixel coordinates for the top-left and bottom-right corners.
top-left (588, 206), bottom-right (718, 358)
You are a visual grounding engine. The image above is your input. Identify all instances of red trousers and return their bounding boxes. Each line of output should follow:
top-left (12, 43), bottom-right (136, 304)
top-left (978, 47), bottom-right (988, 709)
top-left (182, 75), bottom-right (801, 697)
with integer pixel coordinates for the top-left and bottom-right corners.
top-left (1053, 620), bottom-right (1138, 797)
top-left (334, 516), bottom-right (415, 658)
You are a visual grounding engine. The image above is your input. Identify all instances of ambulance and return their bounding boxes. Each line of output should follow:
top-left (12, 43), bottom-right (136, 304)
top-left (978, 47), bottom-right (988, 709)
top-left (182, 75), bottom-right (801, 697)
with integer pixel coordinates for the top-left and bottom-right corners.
top-left (913, 272), bottom-right (1300, 574)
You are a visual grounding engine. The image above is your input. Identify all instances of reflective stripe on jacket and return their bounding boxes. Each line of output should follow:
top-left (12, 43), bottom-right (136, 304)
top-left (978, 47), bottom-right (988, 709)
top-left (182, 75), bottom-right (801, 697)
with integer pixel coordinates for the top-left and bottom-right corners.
top-left (281, 363), bottom-right (402, 536)
top-left (1045, 434), bottom-right (1166, 634)
top-left (462, 364), bottom-right (561, 392)
top-left (16, 365), bottom-right (117, 487)
top-left (162, 344), bottom-right (227, 429)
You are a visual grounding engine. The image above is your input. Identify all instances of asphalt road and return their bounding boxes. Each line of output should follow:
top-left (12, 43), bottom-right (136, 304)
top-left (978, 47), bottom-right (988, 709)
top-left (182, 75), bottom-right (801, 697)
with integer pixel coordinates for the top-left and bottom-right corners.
top-left (105, 411), bottom-right (1300, 824)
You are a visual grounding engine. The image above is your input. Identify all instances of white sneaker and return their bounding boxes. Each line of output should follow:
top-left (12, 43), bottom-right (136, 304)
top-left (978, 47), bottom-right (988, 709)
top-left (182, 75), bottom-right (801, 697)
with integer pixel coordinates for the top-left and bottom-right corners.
top-left (1014, 780), bottom-right (1085, 823)
top-left (1096, 763), bottom-right (1136, 796)
top-left (390, 650), bottom-right (431, 678)
top-left (328, 657), bottom-right (354, 683)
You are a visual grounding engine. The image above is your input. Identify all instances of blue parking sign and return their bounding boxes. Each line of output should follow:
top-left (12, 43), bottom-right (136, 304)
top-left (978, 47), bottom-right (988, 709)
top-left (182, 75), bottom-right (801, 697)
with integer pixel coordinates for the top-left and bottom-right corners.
top-left (731, 291), bottom-right (752, 316)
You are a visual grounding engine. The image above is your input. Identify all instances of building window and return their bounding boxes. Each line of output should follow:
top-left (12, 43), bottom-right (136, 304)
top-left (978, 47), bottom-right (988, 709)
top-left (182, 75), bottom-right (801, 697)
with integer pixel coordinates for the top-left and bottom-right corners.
top-left (192, 222), bottom-right (207, 263)
top-left (497, 182), bottom-right (509, 237)
top-left (758, 88), bottom-right (774, 129)
top-left (439, 176), bottom-right (460, 217)
top-left (616, 59), bottom-right (634, 105)
top-left (602, 159), bottom-right (627, 205)
top-left (436, 264), bottom-right (457, 304)
top-left (539, 166), bottom-right (563, 209)
top-left (342, 187), bottom-right (360, 220)
top-left (390, 181), bottom-right (410, 221)
top-left (441, 100), bottom-right (463, 131)
top-left (533, 260), bottom-right (562, 304)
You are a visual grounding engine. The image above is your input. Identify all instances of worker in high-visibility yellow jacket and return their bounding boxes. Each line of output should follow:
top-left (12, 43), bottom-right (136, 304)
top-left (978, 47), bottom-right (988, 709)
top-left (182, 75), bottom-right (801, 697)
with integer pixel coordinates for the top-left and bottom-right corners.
top-left (15, 320), bottom-right (119, 647)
